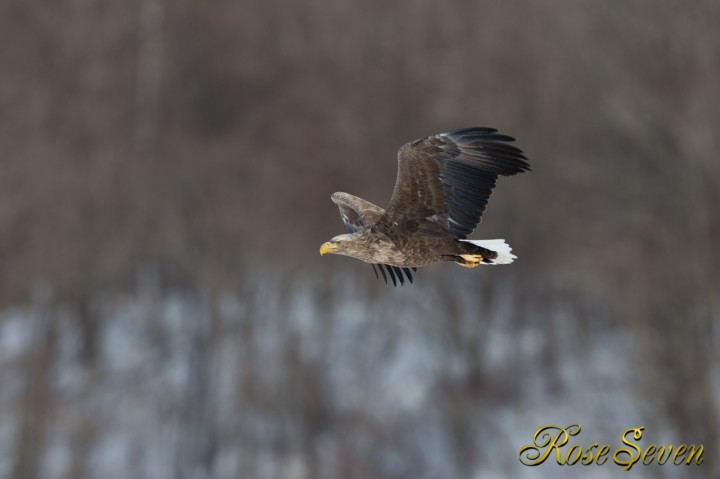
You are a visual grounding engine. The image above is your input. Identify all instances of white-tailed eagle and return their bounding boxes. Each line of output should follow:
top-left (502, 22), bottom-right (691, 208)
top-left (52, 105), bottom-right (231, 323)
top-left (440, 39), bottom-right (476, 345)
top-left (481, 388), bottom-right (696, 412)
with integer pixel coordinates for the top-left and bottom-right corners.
top-left (320, 127), bottom-right (530, 285)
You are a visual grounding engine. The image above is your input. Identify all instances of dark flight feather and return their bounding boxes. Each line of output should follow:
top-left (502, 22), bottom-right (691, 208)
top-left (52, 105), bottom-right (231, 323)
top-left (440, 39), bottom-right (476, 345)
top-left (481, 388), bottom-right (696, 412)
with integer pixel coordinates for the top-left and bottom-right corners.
top-left (377, 264), bottom-right (388, 284)
top-left (392, 266), bottom-right (405, 285)
top-left (385, 264), bottom-right (397, 286)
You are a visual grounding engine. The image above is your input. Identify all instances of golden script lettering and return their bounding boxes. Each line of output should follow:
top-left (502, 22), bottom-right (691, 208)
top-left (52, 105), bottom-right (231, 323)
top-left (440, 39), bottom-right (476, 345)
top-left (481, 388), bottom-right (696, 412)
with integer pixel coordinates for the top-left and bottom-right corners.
top-left (519, 424), bottom-right (703, 470)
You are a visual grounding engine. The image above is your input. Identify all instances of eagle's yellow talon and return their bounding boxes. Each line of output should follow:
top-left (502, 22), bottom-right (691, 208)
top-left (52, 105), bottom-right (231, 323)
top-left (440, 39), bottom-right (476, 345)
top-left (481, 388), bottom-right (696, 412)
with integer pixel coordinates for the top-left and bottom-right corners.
top-left (457, 254), bottom-right (483, 268)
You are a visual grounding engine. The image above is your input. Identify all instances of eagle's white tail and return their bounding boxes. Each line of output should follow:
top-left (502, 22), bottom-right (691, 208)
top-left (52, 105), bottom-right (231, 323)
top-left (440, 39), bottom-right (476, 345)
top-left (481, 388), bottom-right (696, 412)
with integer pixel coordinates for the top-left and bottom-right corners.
top-left (462, 239), bottom-right (516, 265)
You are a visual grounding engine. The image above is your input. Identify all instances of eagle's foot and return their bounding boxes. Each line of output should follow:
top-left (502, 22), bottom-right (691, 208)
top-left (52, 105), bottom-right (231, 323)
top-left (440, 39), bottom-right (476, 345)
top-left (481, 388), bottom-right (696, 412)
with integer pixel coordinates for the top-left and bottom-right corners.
top-left (457, 254), bottom-right (484, 268)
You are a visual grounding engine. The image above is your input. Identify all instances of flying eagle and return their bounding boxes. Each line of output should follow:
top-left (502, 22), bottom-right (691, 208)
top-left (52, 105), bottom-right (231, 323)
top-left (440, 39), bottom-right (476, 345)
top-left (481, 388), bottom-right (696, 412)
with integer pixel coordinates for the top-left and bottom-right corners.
top-left (320, 127), bottom-right (530, 285)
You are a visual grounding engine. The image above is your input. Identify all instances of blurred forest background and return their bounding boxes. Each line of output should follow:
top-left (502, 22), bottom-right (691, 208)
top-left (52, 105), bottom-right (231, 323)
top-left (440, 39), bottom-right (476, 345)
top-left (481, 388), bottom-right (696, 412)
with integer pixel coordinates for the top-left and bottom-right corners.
top-left (0, 0), bottom-right (719, 478)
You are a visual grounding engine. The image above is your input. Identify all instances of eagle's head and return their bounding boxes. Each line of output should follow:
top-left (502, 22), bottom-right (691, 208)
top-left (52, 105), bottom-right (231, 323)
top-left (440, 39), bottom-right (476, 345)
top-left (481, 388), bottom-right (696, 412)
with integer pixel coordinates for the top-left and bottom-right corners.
top-left (319, 234), bottom-right (357, 256)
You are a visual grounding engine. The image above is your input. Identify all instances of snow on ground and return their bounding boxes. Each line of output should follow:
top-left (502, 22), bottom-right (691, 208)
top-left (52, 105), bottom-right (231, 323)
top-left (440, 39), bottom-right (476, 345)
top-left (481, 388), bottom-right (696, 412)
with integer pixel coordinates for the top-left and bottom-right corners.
top-left (0, 276), bottom-right (713, 478)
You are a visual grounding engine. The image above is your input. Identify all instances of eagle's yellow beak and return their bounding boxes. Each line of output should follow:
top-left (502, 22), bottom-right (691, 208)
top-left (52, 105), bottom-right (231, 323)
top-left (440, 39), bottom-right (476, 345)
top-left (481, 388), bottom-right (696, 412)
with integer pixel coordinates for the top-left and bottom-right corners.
top-left (319, 242), bottom-right (338, 255)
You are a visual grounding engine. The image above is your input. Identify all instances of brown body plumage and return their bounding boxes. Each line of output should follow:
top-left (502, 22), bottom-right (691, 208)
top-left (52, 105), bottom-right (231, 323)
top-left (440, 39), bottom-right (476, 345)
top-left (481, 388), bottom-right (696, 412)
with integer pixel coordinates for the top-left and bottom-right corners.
top-left (329, 224), bottom-right (496, 267)
top-left (320, 127), bottom-right (530, 285)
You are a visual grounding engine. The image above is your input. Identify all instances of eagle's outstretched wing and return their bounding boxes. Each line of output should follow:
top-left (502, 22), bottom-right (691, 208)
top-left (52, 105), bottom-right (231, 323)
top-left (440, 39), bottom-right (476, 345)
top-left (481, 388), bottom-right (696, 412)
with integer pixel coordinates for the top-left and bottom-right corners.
top-left (330, 192), bottom-right (415, 286)
top-left (376, 127), bottom-right (530, 239)
top-left (331, 192), bottom-right (385, 233)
